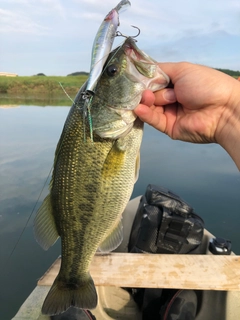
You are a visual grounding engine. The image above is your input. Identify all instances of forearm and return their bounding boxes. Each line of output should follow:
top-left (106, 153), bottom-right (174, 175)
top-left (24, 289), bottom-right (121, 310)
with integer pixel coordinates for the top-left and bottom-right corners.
top-left (216, 80), bottom-right (240, 170)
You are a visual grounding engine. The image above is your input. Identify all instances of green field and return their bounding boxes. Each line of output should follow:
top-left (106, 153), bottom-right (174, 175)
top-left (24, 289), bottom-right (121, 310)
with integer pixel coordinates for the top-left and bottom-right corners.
top-left (0, 75), bottom-right (88, 95)
top-left (216, 68), bottom-right (240, 78)
top-left (1, 68), bottom-right (239, 95)
top-left (0, 69), bottom-right (239, 106)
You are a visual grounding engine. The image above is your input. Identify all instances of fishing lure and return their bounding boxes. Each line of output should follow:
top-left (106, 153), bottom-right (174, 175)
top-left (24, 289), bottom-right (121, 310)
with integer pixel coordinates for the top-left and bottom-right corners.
top-left (86, 0), bottom-right (131, 95)
top-left (81, 0), bottom-right (131, 141)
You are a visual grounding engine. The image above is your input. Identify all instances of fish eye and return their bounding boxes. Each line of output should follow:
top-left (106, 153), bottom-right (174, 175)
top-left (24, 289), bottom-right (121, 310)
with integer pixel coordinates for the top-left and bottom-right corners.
top-left (106, 64), bottom-right (118, 77)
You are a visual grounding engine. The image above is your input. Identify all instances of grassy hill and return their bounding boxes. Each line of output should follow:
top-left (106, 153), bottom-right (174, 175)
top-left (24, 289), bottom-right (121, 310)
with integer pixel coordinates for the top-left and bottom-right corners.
top-left (0, 75), bottom-right (88, 95)
top-left (216, 68), bottom-right (240, 78)
top-left (0, 68), bottom-right (239, 97)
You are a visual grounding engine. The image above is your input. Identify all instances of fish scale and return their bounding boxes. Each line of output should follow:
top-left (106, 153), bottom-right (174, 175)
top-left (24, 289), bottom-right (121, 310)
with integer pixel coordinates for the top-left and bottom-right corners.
top-left (34, 37), bottom-right (169, 315)
top-left (51, 104), bottom-right (139, 263)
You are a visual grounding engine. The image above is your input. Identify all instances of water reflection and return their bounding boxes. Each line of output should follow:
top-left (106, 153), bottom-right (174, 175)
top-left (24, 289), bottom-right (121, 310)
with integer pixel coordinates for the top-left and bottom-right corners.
top-left (0, 105), bottom-right (20, 109)
top-left (0, 93), bottom-right (73, 106)
top-left (0, 105), bottom-right (240, 319)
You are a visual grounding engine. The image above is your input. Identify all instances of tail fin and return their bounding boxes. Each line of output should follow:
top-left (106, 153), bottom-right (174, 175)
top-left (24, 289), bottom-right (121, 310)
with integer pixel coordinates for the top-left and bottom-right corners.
top-left (42, 274), bottom-right (97, 315)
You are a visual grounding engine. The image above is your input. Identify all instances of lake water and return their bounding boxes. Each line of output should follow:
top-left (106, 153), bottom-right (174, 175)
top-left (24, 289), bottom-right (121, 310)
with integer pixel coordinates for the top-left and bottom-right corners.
top-left (0, 104), bottom-right (240, 319)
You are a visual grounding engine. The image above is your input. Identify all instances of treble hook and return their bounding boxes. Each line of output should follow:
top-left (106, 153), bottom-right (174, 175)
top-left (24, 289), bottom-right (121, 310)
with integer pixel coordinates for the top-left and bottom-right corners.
top-left (115, 25), bottom-right (141, 39)
top-left (131, 25), bottom-right (141, 38)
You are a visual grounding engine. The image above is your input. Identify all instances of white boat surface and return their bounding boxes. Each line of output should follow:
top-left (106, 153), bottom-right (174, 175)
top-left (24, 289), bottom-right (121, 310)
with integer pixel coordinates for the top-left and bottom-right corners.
top-left (13, 196), bottom-right (240, 320)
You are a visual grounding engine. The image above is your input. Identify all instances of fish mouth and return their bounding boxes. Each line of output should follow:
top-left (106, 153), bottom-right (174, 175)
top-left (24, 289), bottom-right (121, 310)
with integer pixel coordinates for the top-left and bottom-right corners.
top-left (123, 37), bottom-right (170, 91)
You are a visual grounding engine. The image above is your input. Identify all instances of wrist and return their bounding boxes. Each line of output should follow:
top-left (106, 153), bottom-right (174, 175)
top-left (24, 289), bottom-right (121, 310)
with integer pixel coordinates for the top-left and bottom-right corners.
top-left (216, 79), bottom-right (240, 170)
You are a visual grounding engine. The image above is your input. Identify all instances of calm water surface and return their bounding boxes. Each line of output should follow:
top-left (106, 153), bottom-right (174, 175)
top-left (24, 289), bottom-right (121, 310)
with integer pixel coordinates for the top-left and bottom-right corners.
top-left (0, 105), bottom-right (240, 319)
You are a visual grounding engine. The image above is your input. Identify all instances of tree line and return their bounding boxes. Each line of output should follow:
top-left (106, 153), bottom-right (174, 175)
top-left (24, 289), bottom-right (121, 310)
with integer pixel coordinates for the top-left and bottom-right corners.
top-left (216, 68), bottom-right (240, 77)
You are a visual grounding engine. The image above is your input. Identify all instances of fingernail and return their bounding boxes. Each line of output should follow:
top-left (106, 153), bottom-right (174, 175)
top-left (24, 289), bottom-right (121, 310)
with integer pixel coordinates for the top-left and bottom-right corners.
top-left (163, 89), bottom-right (176, 102)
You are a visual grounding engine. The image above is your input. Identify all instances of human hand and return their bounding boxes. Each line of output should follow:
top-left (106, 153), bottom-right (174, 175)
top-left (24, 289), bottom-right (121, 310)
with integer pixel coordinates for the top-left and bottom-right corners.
top-left (135, 62), bottom-right (240, 145)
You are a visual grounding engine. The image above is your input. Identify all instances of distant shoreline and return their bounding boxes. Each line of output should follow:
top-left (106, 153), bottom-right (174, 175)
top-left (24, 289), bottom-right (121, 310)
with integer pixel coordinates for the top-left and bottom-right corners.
top-left (0, 75), bottom-right (88, 95)
top-left (0, 69), bottom-right (239, 96)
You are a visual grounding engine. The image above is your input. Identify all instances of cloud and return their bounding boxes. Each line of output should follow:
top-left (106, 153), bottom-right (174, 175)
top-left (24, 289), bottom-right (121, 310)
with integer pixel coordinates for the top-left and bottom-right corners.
top-left (79, 12), bottom-right (103, 21)
top-left (37, 0), bottom-right (66, 18)
top-left (1, 0), bottom-right (240, 75)
top-left (0, 0), bottom-right (66, 35)
top-left (145, 29), bottom-right (240, 71)
top-left (0, 8), bottom-right (50, 34)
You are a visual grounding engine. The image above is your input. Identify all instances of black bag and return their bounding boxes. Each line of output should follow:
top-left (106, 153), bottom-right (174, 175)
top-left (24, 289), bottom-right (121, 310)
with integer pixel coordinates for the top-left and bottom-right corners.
top-left (129, 184), bottom-right (204, 254)
top-left (128, 185), bottom-right (204, 319)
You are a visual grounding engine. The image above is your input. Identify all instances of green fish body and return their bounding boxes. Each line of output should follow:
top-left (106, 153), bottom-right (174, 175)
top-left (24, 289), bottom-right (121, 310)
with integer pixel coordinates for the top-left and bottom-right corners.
top-left (34, 37), bottom-right (169, 315)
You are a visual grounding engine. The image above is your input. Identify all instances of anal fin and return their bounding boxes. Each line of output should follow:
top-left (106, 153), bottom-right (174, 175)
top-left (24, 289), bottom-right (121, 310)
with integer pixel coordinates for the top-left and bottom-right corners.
top-left (33, 194), bottom-right (59, 250)
top-left (98, 219), bottom-right (123, 253)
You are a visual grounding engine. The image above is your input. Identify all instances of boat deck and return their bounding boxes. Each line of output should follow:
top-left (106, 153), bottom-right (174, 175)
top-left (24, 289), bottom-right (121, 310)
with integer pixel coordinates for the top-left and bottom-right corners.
top-left (13, 198), bottom-right (240, 319)
top-left (13, 251), bottom-right (240, 320)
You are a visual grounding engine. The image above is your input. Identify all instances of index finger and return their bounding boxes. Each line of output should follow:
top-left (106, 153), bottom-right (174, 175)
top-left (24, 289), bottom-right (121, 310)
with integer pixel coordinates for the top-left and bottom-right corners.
top-left (154, 88), bottom-right (177, 105)
top-left (140, 90), bottom-right (155, 106)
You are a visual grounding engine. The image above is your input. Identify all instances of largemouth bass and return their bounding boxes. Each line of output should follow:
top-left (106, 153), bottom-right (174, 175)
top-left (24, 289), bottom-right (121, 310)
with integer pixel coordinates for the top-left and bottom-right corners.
top-left (34, 37), bottom-right (169, 315)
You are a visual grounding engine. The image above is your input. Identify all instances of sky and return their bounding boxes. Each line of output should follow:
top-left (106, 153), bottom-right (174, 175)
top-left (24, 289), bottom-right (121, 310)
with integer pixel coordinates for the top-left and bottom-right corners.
top-left (1, 0), bottom-right (240, 76)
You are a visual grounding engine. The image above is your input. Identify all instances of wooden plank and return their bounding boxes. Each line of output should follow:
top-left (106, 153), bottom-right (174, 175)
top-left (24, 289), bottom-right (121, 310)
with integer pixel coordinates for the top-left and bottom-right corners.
top-left (38, 253), bottom-right (240, 291)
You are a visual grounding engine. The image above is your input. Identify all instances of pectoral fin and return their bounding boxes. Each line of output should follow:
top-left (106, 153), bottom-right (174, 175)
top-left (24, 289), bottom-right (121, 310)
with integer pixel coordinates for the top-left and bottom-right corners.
top-left (135, 151), bottom-right (140, 183)
top-left (98, 219), bottom-right (123, 253)
top-left (33, 194), bottom-right (59, 250)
